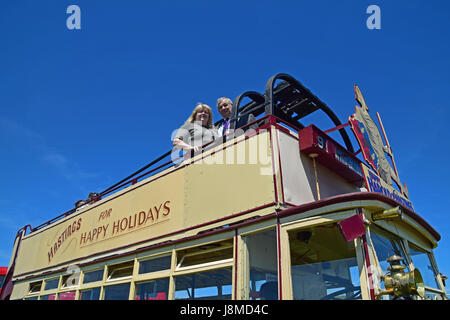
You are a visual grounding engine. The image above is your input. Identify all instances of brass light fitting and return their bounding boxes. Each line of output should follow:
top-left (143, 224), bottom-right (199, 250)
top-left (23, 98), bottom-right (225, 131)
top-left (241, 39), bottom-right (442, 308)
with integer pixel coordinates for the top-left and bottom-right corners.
top-left (377, 255), bottom-right (425, 299)
top-left (372, 206), bottom-right (402, 221)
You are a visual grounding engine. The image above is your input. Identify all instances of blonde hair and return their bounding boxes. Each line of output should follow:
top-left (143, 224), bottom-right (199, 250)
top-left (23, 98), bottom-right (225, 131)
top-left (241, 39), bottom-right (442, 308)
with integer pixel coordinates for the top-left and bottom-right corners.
top-left (188, 104), bottom-right (213, 128)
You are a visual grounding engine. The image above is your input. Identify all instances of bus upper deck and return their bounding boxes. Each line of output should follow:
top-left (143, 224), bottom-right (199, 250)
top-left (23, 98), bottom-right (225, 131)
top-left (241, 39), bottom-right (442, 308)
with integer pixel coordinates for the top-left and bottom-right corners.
top-left (0, 73), bottom-right (446, 300)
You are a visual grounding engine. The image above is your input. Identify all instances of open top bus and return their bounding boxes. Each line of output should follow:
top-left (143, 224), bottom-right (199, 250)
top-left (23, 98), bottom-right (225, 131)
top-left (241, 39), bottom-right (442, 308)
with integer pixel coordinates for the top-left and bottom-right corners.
top-left (0, 73), bottom-right (446, 300)
top-left (0, 267), bottom-right (6, 297)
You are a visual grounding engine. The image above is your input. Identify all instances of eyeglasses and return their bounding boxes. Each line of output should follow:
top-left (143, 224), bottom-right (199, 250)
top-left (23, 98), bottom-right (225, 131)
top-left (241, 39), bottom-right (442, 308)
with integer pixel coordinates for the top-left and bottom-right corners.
top-left (219, 103), bottom-right (231, 108)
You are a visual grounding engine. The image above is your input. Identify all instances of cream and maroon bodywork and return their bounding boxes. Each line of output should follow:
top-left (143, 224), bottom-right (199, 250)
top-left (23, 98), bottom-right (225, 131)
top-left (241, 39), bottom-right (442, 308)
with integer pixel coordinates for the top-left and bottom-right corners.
top-left (2, 73), bottom-right (445, 300)
top-left (4, 118), bottom-right (443, 300)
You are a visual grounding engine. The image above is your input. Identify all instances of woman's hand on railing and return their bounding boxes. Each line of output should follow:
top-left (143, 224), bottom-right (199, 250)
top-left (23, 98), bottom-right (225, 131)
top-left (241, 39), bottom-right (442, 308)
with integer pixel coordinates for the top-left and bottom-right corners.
top-left (173, 138), bottom-right (200, 152)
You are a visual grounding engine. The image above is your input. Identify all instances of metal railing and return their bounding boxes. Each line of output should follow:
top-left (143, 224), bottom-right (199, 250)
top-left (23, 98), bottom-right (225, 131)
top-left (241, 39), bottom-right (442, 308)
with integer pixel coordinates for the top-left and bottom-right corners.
top-left (25, 73), bottom-right (354, 234)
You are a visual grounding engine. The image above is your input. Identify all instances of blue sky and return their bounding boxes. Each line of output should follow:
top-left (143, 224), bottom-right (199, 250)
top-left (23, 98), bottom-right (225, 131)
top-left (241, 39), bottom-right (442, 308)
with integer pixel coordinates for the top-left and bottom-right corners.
top-left (1, 0), bottom-right (449, 294)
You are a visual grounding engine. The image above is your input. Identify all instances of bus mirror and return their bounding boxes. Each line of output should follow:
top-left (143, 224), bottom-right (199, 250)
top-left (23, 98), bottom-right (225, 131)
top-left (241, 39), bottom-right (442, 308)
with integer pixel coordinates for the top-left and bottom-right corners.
top-left (377, 255), bottom-right (425, 299)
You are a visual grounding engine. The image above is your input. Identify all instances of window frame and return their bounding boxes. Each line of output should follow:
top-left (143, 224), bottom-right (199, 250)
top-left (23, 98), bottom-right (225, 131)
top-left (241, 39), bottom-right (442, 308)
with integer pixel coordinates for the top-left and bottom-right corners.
top-left (27, 280), bottom-right (43, 299)
top-left (407, 242), bottom-right (447, 299)
top-left (170, 234), bottom-right (236, 300)
top-left (279, 209), bottom-right (368, 300)
top-left (106, 261), bottom-right (134, 283)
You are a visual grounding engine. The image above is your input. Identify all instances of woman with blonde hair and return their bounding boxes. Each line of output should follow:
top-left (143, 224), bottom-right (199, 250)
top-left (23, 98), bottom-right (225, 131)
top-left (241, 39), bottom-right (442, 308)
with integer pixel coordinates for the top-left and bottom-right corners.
top-left (173, 103), bottom-right (218, 154)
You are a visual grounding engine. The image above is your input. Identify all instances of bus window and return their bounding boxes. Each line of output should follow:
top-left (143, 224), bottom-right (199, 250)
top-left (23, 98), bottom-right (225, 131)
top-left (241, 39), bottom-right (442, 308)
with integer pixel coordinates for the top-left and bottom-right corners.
top-left (61, 272), bottom-right (80, 289)
top-left (243, 229), bottom-right (278, 300)
top-left (176, 240), bottom-right (233, 270)
top-left (409, 246), bottom-right (444, 299)
top-left (370, 231), bottom-right (408, 272)
top-left (79, 287), bottom-right (101, 300)
top-left (44, 278), bottom-right (60, 291)
top-left (139, 255), bottom-right (171, 274)
top-left (28, 281), bottom-right (42, 294)
top-left (83, 269), bottom-right (104, 284)
top-left (106, 261), bottom-right (134, 281)
top-left (58, 291), bottom-right (76, 300)
top-left (288, 224), bottom-right (361, 300)
top-left (134, 278), bottom-right (170, 300)
top-left (0, 268), bottom-right (6, 289)
top-left (103, 283), bottom-right (131, 300)
top-left (40, 294), bottom-right (56, 300)
top-left (370, 230), bottom-right (409, 299)
top-left (174, 267), bottom-right (232, 300)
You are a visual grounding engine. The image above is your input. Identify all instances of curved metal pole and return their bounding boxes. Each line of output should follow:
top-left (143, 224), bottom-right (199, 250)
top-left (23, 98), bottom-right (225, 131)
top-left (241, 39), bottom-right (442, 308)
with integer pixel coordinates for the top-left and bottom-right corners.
top-left (265, 73), bottom-right (354, 153)
top-left (231, 91), bottom-right (265, 130)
